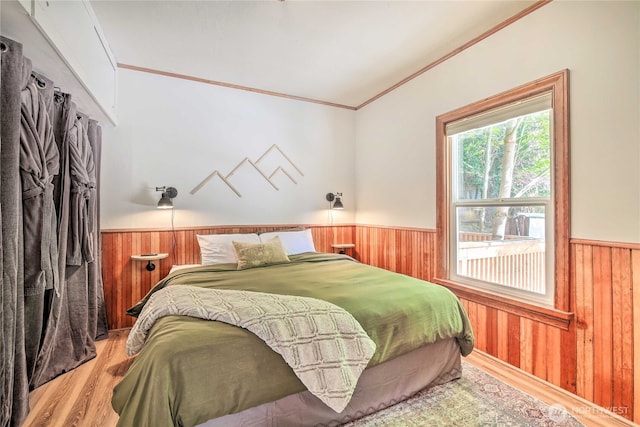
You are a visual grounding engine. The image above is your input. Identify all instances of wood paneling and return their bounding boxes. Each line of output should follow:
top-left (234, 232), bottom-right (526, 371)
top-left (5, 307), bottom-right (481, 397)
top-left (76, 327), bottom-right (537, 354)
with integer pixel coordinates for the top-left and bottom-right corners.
top-left (355, 225), bottom-right (437, 280)
top-left (101, 225), bottom-right (355, 329)
top-left (573, 242), bottom-right (637, 421)
top-left (100, 224), bottom-right (637, 422)
top-left (353, 225), bottom-right (636, 422)
top-left (633, 249), bottom-right (640, 423)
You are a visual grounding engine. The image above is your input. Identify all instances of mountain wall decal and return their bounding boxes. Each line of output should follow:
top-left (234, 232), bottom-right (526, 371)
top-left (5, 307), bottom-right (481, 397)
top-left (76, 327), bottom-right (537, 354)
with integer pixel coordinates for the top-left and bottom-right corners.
top-left (190, 144), bottom-right (303, 197)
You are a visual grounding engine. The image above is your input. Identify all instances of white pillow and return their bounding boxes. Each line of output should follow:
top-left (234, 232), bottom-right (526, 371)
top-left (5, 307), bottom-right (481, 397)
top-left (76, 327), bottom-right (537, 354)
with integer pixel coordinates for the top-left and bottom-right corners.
top-left (258, 229), bottom-right (316, 255)
top-left (169, 264), bottom-right (201, 274)
top-left (196, 233), bottom-right (260, 265)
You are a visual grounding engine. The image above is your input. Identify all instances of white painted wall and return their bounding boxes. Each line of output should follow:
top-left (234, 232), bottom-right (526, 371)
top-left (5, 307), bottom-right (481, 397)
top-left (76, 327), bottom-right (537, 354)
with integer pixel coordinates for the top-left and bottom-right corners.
top-left (355, 1), bottom-right (640, 244)
top-left (102, 1), bottom-right (639, 243)
top-left (101, 68), bottom-right (355, 229)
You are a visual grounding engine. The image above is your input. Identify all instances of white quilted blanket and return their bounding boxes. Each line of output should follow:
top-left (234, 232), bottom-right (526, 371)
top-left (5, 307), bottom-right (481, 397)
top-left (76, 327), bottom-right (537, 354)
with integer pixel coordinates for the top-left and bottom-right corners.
top-left (126, 285), bottom-right (376, 413)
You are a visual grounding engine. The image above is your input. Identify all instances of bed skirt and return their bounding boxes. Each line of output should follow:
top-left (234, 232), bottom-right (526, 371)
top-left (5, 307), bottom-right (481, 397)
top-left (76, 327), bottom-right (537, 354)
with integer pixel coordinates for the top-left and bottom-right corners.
top-left (198, 338), bottom-right (463, 427)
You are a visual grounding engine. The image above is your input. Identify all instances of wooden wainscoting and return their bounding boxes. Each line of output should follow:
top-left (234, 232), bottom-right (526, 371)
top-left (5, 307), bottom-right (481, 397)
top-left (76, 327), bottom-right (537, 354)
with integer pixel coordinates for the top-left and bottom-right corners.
top-left (355, 224), bottom-right (438, 281)
top-left (354, 225), bottom-right (638, 423)
top-left (100, 223), bottom-right (638, 422)
top-left (101, 224), bottom-right (355, 330)
top-left (572, 240), bottom-right (638, 422)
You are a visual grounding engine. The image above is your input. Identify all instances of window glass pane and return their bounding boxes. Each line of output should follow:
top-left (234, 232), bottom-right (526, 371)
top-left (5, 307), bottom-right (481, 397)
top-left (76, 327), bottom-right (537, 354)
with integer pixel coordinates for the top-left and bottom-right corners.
top-left (453, 109), bottom-right (551, 201)
top-left (456, 205), bottom-right (546, 294)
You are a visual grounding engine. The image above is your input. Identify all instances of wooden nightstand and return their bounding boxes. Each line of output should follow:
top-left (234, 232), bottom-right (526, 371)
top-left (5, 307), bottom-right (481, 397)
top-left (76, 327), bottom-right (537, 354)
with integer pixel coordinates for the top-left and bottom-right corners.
top-left (131, 253), bottom-right (168, 271)
top-left (331, 243), bottom-right (355, 255)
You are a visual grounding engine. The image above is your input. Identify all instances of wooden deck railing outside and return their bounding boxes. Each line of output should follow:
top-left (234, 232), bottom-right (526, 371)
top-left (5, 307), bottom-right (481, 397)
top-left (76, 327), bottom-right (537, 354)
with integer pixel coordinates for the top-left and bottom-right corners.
top-left (458, 235), bottom-right (545, 294)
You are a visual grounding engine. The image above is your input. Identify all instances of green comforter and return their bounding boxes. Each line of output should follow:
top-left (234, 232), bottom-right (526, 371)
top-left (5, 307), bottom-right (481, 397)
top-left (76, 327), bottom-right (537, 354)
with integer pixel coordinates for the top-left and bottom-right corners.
top-left (112, 253), bottom-right (474, 427)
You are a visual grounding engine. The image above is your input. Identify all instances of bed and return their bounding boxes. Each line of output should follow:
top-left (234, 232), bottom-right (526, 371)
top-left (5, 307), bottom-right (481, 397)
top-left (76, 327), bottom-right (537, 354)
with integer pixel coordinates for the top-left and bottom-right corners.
top-left (111, 230), bottom-right (474, 427)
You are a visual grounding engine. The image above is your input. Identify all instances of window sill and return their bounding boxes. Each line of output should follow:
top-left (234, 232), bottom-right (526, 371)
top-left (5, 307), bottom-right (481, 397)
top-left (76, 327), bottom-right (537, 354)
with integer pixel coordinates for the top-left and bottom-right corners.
top-left (432, 278), bottom-right (573, 330)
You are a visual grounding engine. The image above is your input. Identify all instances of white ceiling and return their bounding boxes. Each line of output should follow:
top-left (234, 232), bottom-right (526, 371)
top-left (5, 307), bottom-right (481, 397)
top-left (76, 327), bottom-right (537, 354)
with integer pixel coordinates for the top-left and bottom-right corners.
top-left (90, 0), bottom-right (537, 108)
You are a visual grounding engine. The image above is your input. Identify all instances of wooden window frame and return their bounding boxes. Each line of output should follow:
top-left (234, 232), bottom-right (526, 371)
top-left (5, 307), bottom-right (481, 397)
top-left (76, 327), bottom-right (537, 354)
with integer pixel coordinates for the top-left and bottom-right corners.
top-left (434, 70), bottom-right (572, 328)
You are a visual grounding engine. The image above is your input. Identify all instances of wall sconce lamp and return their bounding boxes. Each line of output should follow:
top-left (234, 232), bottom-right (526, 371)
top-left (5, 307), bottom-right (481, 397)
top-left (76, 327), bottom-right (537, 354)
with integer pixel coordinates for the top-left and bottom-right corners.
top-left (156, 186), bottom-right (178, 209)
top-left (325, 192), bottom-right (344, 210)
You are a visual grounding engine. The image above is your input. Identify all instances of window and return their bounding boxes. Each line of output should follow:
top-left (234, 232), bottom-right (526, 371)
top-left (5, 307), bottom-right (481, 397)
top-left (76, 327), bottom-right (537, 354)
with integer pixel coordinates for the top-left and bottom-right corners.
top-left (435, 71), bottom-right (570, 311)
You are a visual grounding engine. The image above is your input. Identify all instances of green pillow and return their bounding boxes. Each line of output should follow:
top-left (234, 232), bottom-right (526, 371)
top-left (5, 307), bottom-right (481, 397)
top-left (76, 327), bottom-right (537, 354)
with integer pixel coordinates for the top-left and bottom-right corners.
top-left (232, 236), bottom-right (290, 270)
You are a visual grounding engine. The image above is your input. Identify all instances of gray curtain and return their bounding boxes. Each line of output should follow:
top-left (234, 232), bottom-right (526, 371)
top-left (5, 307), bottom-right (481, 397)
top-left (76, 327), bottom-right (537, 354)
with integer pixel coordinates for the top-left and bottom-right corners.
top-left (31, 111), bottom-right (109, 388)
top-left (0, 36), bottom-right (108, 425)
top-left (86, 119), bottom-right (109, 343)
top-left (0, 35), bottom-right (28, 427)
top-left (20, 62), bottom-right (60, 388)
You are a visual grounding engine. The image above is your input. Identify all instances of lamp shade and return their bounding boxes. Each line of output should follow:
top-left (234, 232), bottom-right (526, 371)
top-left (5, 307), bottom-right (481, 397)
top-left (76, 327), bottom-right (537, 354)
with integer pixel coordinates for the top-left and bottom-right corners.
top-left (157, 186), bottom-right (178, 209)
top-left (157, 194), bottom-right (173, 209)
top-left (325, 192), bottom-right (344, 210)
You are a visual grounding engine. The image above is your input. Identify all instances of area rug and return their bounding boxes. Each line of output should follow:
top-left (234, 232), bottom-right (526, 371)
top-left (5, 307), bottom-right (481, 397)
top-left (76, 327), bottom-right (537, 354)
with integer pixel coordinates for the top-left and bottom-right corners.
top-left (344, 361), bottom-right (583, 426)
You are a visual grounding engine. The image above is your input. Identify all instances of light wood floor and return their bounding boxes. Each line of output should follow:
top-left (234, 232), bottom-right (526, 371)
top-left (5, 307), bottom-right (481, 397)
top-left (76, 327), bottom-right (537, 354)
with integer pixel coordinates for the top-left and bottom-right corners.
top-left (23, 329), bottom-right (637, 427)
